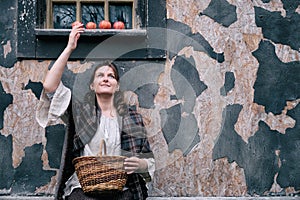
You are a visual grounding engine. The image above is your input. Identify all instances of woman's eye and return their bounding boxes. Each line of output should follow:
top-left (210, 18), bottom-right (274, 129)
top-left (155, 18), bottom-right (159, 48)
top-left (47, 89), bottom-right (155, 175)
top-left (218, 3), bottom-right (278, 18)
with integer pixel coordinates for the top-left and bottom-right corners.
top-left (108, 74), bottom-right (115, 79)
top-left (96, 73), bottom-right (115, 79)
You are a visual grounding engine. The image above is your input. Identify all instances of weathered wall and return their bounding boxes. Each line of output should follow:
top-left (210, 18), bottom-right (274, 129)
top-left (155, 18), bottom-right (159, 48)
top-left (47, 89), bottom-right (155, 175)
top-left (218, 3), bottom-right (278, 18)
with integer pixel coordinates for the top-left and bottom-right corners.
top-left (0, 0), bottom-right (300, 198)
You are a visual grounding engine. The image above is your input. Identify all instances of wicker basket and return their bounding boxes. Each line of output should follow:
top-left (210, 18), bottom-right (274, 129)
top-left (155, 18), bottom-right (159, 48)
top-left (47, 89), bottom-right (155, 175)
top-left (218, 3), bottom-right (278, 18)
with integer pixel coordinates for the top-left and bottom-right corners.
top-left (72, 139), bottom-right (127, 194)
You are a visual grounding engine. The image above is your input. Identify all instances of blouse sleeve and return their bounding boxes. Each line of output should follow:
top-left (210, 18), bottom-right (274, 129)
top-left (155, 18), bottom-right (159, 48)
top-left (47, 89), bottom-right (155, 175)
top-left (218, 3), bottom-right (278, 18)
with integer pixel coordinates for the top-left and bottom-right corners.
top-left (142, 158), bottom-right (155, 182)
top-left (36, 82), bottom-right (71, 128)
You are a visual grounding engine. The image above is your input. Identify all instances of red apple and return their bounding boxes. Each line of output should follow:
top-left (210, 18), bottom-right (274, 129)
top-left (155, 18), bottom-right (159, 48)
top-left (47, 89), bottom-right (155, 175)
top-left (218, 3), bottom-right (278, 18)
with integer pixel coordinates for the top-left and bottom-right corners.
top-left (86, 22), bottom-right (97, 29)
top-left (71, 21), bottom-right (82, 28)
top-left (113, 21), bottom-right (125, 29)
top-left (99, 20), bottom-right (112, 29)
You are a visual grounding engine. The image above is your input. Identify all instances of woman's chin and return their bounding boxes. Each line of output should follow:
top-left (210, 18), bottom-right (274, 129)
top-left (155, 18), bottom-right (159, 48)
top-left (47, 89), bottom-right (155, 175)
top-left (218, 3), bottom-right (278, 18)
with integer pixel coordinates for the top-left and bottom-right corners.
top-left (96, 91), bottom-right (114, 97)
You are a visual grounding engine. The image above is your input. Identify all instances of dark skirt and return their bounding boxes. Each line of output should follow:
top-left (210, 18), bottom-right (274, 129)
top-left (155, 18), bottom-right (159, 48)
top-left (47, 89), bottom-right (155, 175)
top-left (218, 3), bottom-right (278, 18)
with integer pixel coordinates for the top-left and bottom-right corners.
top-left (65, 188), bottom-right (134, 200)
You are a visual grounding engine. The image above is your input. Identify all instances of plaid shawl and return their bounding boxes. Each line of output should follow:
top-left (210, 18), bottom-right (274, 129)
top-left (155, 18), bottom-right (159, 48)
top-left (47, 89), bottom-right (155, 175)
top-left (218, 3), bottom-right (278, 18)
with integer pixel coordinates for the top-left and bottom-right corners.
top-left (56, 93), bottom-right (153, 200)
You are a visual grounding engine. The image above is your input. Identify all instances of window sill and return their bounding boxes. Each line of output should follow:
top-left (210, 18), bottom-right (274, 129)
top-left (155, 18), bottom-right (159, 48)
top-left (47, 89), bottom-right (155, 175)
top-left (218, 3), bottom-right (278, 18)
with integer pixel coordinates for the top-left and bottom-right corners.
top-left (35, 28), bottom-right (147, 37)
top-left (34, 28), bottom-right (150, 60)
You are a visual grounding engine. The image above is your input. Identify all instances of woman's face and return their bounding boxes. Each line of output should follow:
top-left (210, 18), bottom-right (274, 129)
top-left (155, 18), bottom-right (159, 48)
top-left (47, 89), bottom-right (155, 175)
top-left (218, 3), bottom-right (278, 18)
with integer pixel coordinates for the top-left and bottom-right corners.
top-left (90, 65), bottom-right (119, 96)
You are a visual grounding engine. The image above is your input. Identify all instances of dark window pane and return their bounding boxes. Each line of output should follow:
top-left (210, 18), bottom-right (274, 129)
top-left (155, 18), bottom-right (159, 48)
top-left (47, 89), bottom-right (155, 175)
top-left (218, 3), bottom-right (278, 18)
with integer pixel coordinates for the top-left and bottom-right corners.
top-left (109, 3), bottom-right (132, 29)
top-left (81, 3), bottom-right (105, 25)
top-left (53, 3), bottom-right (76, 29)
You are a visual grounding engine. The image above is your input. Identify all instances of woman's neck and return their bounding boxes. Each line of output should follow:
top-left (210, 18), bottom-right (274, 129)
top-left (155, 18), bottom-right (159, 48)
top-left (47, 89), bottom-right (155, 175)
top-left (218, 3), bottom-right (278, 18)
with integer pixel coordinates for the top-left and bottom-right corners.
top-left (96, 94), bottom-right (116, 117)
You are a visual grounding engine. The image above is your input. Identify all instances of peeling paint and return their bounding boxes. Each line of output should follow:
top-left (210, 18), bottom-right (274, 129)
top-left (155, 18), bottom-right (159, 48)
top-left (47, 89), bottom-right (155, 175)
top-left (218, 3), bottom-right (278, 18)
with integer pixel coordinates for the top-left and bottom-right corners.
top-left (253, 0), bottom-right (286, 17)
top-left (1, 0), bottom-right (300, 197)
top-left (3, 40), bottom-right (12, 59)
top-left (296, 5), bottom-right (300, 14)
top-left (275, 44), bottom-right (300, 63)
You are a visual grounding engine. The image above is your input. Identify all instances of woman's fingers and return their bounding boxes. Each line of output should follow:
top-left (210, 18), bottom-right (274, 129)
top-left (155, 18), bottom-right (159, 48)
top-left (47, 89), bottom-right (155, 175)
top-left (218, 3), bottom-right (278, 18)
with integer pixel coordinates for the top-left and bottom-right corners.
top-left (124, 157), bottom-right (148, 174)
top-left (71, 24), bottom-right (84, 37)
top-left (68, 24), bottom-right (84, 50)
top-left (124, 157), bottom-right (140, 174)
top-left (125, 157), bottom-right (139, 164)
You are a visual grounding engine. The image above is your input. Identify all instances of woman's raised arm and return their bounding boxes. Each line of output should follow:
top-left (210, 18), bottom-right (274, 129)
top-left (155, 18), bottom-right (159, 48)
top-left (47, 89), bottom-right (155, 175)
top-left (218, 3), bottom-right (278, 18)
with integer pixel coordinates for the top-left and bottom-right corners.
top-left (43, 23), bottom-right (85, 93)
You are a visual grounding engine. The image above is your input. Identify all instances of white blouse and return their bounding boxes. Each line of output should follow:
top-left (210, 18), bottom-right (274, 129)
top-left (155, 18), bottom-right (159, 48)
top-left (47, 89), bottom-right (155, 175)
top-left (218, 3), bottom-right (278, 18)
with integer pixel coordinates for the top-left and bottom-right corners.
top-left (84, 115), bottom-right (121, 157)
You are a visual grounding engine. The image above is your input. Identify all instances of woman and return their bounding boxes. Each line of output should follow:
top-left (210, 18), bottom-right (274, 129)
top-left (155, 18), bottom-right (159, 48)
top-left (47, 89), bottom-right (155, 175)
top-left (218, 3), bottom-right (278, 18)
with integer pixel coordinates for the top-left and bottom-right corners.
top-left (36, 23), bottom-right (155, 200)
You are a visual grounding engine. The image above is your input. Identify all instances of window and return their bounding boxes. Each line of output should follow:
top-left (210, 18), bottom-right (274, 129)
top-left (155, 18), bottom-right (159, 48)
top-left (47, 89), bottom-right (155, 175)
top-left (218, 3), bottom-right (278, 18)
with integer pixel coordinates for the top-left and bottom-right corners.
top-left (17, 0), bottom-right (166, 59)
top-left (47, 0), bottom-right (135, 29)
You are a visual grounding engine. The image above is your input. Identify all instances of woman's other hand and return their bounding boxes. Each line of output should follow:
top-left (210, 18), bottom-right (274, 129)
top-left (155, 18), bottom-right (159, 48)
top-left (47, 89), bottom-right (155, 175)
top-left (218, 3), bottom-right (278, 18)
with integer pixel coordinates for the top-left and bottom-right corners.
top-left (124, 157), bottom-right (148, 174)
top-left (67, 23), bottom-right (84, 51)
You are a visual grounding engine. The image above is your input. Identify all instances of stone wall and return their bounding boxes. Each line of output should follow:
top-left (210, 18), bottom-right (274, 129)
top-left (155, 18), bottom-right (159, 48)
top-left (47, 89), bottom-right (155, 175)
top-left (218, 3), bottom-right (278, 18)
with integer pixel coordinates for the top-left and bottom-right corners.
top-left (0, 0), bottom-right (299, 198)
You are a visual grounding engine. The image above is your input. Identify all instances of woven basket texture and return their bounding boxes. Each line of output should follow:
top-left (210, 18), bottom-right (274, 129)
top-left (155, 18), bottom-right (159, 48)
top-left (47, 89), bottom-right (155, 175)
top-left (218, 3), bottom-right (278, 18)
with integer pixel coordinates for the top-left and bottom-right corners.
top-left (73, 139), bottom-right (127, 193)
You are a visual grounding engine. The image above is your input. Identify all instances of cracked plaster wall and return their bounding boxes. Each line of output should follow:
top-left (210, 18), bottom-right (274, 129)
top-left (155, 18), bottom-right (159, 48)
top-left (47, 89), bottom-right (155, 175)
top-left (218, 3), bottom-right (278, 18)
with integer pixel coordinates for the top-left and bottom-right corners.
top-left (0, 0), bottom-right (300, 197)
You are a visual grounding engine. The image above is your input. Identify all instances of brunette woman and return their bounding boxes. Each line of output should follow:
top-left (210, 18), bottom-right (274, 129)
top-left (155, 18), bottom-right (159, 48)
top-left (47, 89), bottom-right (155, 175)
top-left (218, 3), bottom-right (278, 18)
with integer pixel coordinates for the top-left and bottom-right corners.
top-left (36, 23), bottom-right (154, 200)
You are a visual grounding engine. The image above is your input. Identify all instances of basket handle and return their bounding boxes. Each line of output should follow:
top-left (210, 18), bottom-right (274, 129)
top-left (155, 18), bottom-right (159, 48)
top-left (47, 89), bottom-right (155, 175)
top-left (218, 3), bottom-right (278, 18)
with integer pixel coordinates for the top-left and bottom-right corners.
top-left (98, 139), bottom-right (107, 156)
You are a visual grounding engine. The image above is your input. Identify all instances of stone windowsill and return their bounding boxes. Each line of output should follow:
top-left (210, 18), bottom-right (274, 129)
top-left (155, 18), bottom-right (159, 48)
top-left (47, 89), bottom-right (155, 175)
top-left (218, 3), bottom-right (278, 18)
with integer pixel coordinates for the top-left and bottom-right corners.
top-left (34, 29), bottom-right (147, 37)
top-left (33, 28), bottom-right (150, 60)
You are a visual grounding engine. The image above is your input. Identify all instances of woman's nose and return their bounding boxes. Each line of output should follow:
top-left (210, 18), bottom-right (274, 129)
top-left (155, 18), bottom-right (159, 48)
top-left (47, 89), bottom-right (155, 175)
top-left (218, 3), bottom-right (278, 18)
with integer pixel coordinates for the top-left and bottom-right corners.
top-left (101, 75), bottom-right (109, 81)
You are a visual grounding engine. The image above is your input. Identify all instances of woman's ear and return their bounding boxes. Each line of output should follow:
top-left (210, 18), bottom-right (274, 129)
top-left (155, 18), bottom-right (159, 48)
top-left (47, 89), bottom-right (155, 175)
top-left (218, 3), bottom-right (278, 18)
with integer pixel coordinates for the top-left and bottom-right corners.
top-left (90, 84), bottom-right (94, 91)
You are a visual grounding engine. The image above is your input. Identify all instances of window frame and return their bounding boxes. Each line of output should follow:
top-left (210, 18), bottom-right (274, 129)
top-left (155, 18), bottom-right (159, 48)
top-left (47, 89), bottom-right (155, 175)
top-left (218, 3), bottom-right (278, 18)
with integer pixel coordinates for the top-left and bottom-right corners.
top-left (46, 0), bottom-right (137, 29)
top-left (17, 0), bottom-right (166, 60)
